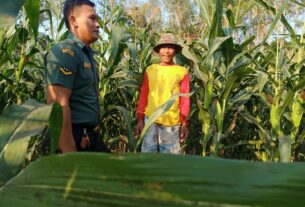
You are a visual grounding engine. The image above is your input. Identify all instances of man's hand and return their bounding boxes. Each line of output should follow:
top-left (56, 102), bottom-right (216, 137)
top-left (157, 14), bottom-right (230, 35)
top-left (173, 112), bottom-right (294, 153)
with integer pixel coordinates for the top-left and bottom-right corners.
top-left (136, 118), bottom-right (144, 137)
top-left (180, 123), bottom-right (189, 143)
top-left (59, 136), bottom-right (77, 152)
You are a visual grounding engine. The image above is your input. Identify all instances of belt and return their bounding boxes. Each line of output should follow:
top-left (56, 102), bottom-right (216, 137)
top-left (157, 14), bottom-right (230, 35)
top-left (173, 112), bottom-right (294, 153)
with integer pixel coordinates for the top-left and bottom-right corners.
top-left (72, 123), bottom-right (100, 133)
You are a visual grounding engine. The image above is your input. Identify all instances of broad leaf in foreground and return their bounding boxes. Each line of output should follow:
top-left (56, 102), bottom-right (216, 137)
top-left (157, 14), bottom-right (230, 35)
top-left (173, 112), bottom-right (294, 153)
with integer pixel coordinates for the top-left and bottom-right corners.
top-left (0, 153), bottom-right (305, 207)
top-left (0, 100), bottom-right (61, 186)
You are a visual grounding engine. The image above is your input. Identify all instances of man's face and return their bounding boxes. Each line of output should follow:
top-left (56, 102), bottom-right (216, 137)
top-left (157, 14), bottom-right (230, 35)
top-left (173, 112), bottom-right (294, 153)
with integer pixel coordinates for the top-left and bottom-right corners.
top-left (72, 5), bottom-right (99, 45)
top-left (158, 44), bottom-right (176, 65)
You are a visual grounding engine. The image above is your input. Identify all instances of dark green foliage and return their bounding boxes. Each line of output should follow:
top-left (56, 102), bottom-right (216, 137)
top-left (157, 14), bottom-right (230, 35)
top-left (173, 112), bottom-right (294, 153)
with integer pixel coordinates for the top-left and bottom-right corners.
top-left (1, 153), bottom-right (305, 206)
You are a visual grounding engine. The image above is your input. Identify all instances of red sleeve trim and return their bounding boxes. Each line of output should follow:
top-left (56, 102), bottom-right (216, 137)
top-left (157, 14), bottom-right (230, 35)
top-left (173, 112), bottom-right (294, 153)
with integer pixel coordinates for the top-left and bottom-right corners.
top-left (137, 72), bottom-right (149, 120)
top-left (180, 73), bottom-right (190, 124)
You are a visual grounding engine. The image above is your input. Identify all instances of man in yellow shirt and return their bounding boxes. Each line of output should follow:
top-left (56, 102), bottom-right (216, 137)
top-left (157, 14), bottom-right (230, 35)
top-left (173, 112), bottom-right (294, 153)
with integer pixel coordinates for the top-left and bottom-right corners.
top-left (136, 33), bottom-right (190, 154)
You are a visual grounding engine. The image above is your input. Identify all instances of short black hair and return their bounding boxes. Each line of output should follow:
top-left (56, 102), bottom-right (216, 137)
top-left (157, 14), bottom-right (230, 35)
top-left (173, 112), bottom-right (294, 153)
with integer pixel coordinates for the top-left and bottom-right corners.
top-left (63, 0), bottom-right (95, 30)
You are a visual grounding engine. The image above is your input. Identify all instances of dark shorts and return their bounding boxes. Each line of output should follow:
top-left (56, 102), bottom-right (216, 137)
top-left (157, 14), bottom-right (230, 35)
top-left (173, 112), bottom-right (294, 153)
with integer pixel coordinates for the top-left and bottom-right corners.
top-left (72, 124), bottom-right (110, 152)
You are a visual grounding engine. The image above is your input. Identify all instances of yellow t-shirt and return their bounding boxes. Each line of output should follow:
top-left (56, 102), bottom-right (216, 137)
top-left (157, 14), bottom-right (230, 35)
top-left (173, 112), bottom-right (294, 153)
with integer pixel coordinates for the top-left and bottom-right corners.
top-left (145, 64), bottom-right (188, 126)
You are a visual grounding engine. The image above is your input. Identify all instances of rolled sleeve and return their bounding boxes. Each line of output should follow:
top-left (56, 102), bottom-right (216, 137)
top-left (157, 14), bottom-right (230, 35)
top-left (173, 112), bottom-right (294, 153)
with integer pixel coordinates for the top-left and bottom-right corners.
top-left (180, 73), bottom-right (190, 125)
top-left (46, 43), bottom-right (80, 89)
top-left (137, 72), bottom-right (149, 120)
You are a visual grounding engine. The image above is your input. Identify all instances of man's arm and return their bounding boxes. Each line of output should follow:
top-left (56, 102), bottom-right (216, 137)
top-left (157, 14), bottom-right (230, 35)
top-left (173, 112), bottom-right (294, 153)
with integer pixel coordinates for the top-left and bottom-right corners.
top-left (136, 72), bottom-right (149, 136)
top-left (47, 85), bottom-right (76, 153)
top-left (180, 73), bottom-right (190, 142)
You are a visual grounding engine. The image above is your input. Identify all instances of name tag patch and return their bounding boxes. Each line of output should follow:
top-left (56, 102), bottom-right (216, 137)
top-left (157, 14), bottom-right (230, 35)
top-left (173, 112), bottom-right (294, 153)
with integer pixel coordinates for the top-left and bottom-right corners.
top-left (84, 63), bottom-right (92, 69)
top-left (61, 48), bottom-right (75, 57)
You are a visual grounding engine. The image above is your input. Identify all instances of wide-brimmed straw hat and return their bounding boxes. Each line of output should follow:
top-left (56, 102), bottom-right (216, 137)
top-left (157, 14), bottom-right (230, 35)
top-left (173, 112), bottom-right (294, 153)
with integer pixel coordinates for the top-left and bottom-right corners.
top-left (153, 33), bottom-right (182, 53)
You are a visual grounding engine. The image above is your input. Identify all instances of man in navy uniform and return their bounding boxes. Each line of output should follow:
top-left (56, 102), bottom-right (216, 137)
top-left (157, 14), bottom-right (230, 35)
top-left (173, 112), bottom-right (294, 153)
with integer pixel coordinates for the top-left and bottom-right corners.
top-left (46, 0), bottom-right (108, 153)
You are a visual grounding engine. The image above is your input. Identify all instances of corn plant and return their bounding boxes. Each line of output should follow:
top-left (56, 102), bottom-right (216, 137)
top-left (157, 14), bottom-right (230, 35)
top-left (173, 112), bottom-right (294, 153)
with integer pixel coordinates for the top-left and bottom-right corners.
top-left (180, 0), bottom-right (255, 157)
top-left (0, 0), bottom-right (44, 113)
top-left (95, 3), bottom-right (158, 152)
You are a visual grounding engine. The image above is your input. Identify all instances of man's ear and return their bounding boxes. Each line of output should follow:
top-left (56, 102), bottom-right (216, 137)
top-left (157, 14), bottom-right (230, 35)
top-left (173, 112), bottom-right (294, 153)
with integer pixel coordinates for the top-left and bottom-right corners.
top-left (69, 15), bottom-right (78, 28)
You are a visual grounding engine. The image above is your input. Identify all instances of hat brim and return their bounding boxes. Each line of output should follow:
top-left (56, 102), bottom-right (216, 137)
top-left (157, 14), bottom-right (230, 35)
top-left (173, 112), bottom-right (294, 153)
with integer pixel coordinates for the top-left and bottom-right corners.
top-left (153, 43), bottom-right (182, 53)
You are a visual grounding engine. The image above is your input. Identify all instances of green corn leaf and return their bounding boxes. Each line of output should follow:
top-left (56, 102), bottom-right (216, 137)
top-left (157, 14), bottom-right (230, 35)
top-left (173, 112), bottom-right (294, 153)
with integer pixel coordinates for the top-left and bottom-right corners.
top-left (291, 73), bottom-right (305, 91)
top-left (116, 80), bottom-right (139, 89)
top-left (110, 70), bottom-right (129, 79)
top-left (0, 28), bottom-right (5, 46)
top-left (194, 0), bottom-right (214, 27)
top-left (49, 103), bottom-right (62, 154)
top-left (0, 100), bottom-right (53, 186)
top-left (181, 46), bottom-right (199, 64)
top-left (269, 89), bottom-right (295, 137)
top-left (240, 112), bottom-right (271, 142)
top-left (222, 37), bottom-right (234, 67)
top-left (291, 99), bottom-right (303, 143)
top-left (23, 0), bottom-right (40, 41)
top-left (57, 18), bottom-right (65, 34)
top-left (198, 107), bottom-right (211, 142)
top-left (240, 35), bottom-right (255, 50)
top-left (221, 67), bottom-right (253, 102)
top-left (225, 9), bottom-right (235, 29)
top-left (291, 99), bottom-right (303, 129)
top-left (227, 46), bottom-right (256, 73)
top-left (257, 70), bottom-right (268, 93)
top-left (204, 76), bottom-right (213, 109)
top-left (291, 0), bottom-right (305, 7)
top-left (126, 43), bottom-right (137, 63)
top-left (108, 26), bottom-right (131, 68)
top-left (208, 0), bottom-right (224, 46)
top-left (18, 27), bottom-right (28, 44)
top-left (180, 47), bottom-right (208, 84)
top-left (45, 0), bottom-right (60, 19)
top-left (216, 99), bottom-right (223, 133)
top-left (113, 106), bottom-right (135, 152)
top-left (270, 104), bottom-right (281, 136)
top-left (278, 89), bottom-right (295, 116)
top-left (174, 52), bottom-right (193, 67)
top-left (205, 37), bottom-right (231, 62)
top-left (229, 86), bottom-right (258, 107)
top-left (2, 153), bottom-right (305, 206)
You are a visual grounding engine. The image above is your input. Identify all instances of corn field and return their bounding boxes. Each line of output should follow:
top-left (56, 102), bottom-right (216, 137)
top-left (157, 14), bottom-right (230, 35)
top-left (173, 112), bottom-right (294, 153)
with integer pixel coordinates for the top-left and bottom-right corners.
top-left (1, 0), bottom-right (305, 160)
top-left (1, 0), bottom-right (305, 206)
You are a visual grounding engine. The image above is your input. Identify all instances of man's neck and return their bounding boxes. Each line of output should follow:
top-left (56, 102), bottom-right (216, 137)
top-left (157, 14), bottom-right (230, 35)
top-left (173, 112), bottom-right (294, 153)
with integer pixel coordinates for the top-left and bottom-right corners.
top-left (70, 30), bottom-right (91, 47)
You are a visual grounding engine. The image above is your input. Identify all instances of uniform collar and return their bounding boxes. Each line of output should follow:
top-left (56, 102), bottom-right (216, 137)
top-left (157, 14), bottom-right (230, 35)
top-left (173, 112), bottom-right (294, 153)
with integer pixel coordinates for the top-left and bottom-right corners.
top-left (67, 33), bottom-right (96, 55)
top-left (67, 33), bottom-right (85, 48)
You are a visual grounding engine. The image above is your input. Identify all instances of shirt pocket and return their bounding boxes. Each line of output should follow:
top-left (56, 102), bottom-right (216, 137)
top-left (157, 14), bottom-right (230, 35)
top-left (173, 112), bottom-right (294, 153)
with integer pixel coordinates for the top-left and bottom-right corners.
top-left (79, 68), bottom-right (93, 80)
